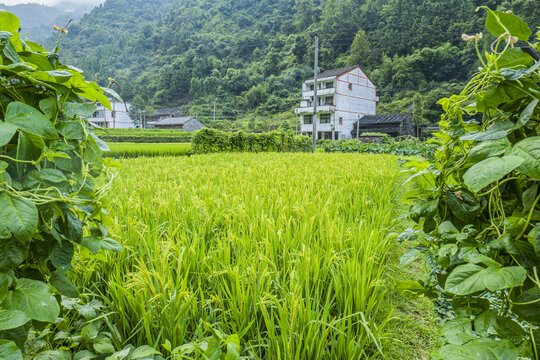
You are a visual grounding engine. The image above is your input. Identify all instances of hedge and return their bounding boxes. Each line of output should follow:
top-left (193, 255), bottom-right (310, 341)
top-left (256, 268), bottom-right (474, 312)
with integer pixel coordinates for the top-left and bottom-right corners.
top-left (191, 128), bottom-right (312, 153)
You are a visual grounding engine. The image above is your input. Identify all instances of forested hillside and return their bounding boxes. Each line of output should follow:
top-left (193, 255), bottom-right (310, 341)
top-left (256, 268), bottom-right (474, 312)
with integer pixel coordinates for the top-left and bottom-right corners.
top-left (55, 0), bottom-right (539, 128)
top-left (0, 2), bottom-right (93, 42)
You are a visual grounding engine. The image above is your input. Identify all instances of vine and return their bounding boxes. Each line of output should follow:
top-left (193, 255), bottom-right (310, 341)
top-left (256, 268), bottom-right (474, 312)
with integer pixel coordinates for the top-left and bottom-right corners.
top-left (400, 7), bottom-right (540, 359)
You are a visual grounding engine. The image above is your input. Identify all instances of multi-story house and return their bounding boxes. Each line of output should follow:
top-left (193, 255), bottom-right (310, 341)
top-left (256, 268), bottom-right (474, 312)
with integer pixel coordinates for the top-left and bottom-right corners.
top-left (87, 100), bottom-right (133, 129)
top-left (294, 65), bottom-right (378, 140)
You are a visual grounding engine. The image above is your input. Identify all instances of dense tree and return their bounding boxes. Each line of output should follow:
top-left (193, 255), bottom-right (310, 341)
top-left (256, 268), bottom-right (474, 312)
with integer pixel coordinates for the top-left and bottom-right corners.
top-left (52, 0), bottom-right (537, 128)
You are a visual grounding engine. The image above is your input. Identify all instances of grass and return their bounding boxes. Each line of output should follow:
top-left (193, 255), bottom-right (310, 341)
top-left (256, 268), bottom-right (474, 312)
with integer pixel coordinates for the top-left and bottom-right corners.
top-left (106, 142), bottom-right (191, 157)
top-left (73, 153), bottom-right (437, 359)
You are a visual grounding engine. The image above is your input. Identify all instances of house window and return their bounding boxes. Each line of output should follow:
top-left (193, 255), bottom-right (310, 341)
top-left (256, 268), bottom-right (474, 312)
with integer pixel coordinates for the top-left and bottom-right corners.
top-left (348, 83), bottom-right (353, 91)
top-left (304, 115), bottom-right (313, 124)
top-left (326, 82), bottom-right (334, 89)
top-left (320, 113), bottom-right (331, 124)
top-left (339, 117), bottom-right (343, 125)
top-left (92, 110), bottom-right (105, 118)
top-left (325, 96), bottom-right (333, 105)
top-left (310, 85), bottom-right (314, 91)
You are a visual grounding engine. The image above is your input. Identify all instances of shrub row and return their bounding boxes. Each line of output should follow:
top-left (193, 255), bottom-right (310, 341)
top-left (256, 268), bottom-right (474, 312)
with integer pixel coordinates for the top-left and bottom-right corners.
top-left (319, 138), bottom-right (435, 158)
top-left (191, 128), bottom-right (313, 153)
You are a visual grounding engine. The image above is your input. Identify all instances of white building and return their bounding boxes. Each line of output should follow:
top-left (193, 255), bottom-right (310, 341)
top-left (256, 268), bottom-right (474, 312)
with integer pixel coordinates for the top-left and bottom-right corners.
top-left (295, 65), bottom-right (379, 140)
top-left (87, 100), bottom-right (134, 129)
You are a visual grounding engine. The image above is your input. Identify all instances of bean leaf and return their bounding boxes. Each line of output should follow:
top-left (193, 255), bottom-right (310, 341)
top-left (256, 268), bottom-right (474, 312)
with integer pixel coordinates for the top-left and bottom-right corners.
top-left (463, 155), bottom-right (523, 193)
top-left (3, 278), bottom-right (60, 322)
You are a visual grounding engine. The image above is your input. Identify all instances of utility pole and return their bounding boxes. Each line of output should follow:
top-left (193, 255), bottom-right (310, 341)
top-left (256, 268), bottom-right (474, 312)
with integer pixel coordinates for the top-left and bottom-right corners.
top-left (213, 99), bottom-right (216, 124)
top-left (312, 35), bottom-right (319, 149)
top-left (295, 112), bottom-right (298, 135)
top-left (357, 114), bottom-right (360, 141)
top-left (112, 99), bottom-right (116, 129)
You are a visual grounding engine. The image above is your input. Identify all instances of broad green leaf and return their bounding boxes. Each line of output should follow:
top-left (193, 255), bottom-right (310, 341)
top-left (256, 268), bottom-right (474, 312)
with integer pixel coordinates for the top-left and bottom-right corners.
top-left (5, 102), bottom-right (58, 139)
top-left (512, 287), bottom-right (540, 323)
top-left (3, 278), bottom-right (60, 322)
top-left (467, 138), bottom-right (511, 163)
top-left (73, 350), bottom-right (99, 360)
top-left (475, 310), bottom-right (495, 336)
top-left (513, 99), bottom-right (538, 130)
top-left (434, 339), bottom-right (519, 360)
top-left (99, 238), bottom-right (123, 252)
top-left (409, 199), bottom-right (438, 222)
top-left (0, 310), bottom-right (29, 331)
top-left (40, 169), bottom-right (67, 183)
top-left (128, 345), bottom-right (161, 359)
top-left (522, 185), bottom-right (539, 212)
top-left (400, 248), bottom-right (422, 265)
top-left (49, 271), bottom-right (79, 298)
top-left (463, 155), bottom-right (523, 193)
top-left (50, 240), bottom-right (74, 270)
top-left (33, 350), bottom-right (71, 360)
top-left (0, 12), bottom-right (21, 33)
top-left (485, 9), bottom-right (532, 41)
top-left (38, 98), bottom-right (57, 120)
top-left (0, 122), bottom-right (18, 147)
top-left (64, 103), bottom-right (97, 118)
top-left (497, 48), bottom-right (534, 69)
top-left (445, 264), bottom-right (526, 295)
top-left (57, 121), bottom-right (85, 140)
top-left (510, 136), bottom-right (540, 178)
top-left (440, 317), bottom-right (473, 345)
top-left (446, 190), bottom-right (482, 222)
top-left (91, 133), bottom-right (110, 152)
top-left (93, 335), bottom-right (115, 354)
top-left (483, 266), bottom-right (527, 291)
top-left (0, 238), bottom-right (25, 272)
top-left (0, 340), bottom-right (23, 360)
top-left (396, 280), bottom-right (425, 298)
top-left (445, 263), bottom-right (486, 295)
top-left (31, 70), bottom-right (73, 84)
top-left (460, 121), bottom-right (513, 141)
top-left (2, 40), bottom-right (19, 63)
top-left (0, 273), bottom-right (11, 302)
top-left (0, 192), bottom-right (38, 242)
top-left (476, 82), bottom-right (530, 113)
top-left (493, 316), bottom-right (525, 345)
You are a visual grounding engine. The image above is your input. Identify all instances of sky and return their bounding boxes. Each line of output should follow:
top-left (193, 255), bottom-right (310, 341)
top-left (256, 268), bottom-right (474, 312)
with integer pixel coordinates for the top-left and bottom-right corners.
top-left (1, 0), bottom-right (103, 5)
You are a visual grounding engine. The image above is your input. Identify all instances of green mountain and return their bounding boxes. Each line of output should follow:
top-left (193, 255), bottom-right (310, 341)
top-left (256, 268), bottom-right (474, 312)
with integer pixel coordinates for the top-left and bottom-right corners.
top-left (0, 2), bottom-right (94, 42)
top-left (55, 0), bottom-right (539, 129)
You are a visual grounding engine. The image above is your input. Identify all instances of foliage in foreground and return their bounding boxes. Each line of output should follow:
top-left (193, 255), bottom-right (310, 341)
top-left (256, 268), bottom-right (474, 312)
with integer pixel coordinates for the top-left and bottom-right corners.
top-left (0, 11), bottom-right (161, 359)
top-left (400, 8), bottom-right (540, 359)
top-left (106, 142), bottom-right (191, 158)
top-left (320, 137), bottom-right (436, 158)
top-left (73, 153), bottom-right (402, 359)
top-left (191, 128), bottom-right (312, 154)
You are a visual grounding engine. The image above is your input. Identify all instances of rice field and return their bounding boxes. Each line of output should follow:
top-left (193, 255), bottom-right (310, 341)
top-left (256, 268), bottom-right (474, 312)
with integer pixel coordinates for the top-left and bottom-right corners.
top-left (74, 153), bottom-right (405, 359)
top-left (106, 142), bottom-right (191, 157)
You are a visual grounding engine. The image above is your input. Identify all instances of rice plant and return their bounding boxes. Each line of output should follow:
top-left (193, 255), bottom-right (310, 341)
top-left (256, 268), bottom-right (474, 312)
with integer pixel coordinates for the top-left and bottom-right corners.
top-left (73, 153), bottom-right (403, 359)
top-left (106, 142), bottom-right (191, 157)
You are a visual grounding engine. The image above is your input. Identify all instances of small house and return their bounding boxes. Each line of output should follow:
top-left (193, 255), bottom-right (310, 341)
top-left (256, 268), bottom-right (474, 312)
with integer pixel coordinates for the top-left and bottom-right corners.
top-left (351, 112), bottom-right (418, 138)
top-left (153, 117), bottom-right (206, 131)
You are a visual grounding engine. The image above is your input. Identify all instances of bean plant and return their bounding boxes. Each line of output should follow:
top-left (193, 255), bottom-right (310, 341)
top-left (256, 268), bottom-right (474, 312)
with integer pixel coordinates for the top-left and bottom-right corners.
top-left (400, 7), bottom-right (540, 359)
top-left (0, 11), bottom-right (124, 358)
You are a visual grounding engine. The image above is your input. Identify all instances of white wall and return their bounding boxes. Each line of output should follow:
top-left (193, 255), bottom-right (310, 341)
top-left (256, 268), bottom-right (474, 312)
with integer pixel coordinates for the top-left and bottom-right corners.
top-left (87, 101), bottom-right (134, 129)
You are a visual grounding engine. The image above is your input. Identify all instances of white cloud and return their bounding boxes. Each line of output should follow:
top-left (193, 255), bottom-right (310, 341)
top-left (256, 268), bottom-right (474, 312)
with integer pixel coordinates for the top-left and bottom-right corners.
top-left (2, 0), bottom-right (104, 6)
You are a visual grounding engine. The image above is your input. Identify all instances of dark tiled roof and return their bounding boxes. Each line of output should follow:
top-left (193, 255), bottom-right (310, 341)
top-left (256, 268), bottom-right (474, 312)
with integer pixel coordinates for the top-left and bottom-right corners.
top-left (155, 117), bottom-right (196, 126)
top-left (154, 108), bottom-right (182, 116)
top-left (308, 66), bottom-right (359, 80)
top-left (359, 113), bottom-right (412, 125)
